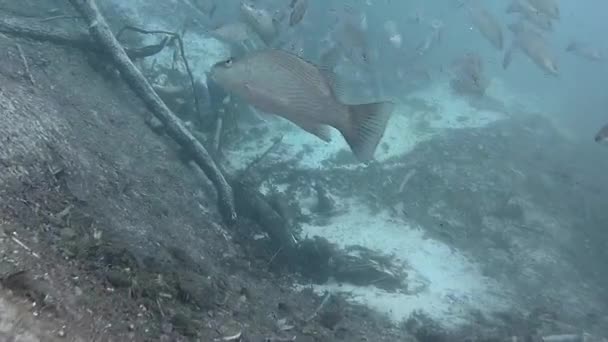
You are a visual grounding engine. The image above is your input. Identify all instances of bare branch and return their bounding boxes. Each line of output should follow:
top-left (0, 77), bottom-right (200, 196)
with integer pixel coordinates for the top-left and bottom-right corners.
top-left (67, 0), bottom-right (236, 225)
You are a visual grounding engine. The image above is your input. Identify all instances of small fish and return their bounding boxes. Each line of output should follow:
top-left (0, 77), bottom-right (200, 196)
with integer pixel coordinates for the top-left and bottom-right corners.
top-left (526, 0), bottom-right (560, 20)
top-left (594, 123), bottom-right (608, 143)
top-left (416, 19), bottom-right (443, 56)
top-left (273, 6), bottom-right (289, 25)
top-left (468, 1), bottom-right (503, 50)
top-left (409, 8), bottom-right (425, 24)
top-left (507, 0), bottom-right (538, 14)
top-left (240, 1), bottom-right (278, 45)
top-left (508, 0), bottom-right (553, 31)
top-left (330, 5), bottom-right (371, 66)
top-left (523, 11), bottom-right (553, 32)
top-left (209, 22), bottom-right (253, 46)
top-left (503, 21), bottom-right (558, 76)
top-left (209, 50), bottom-right (394, 161)
top-left (289, 0), bottom-right (308, 27)
top-left (383, 20), bottom-right (402, 49)
top-left (566, 41), bottom-right (604, 63)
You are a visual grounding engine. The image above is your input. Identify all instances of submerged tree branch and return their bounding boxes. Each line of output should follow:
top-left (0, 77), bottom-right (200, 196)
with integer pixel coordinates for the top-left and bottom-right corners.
top-left (0, 14), bottom-right (98, 51)
top-left (67, 0), bottom-right (236, 225)
top-left (115, 26), bottom-right (202, 125)
top-left (0, 15), bottom-right (168, 60)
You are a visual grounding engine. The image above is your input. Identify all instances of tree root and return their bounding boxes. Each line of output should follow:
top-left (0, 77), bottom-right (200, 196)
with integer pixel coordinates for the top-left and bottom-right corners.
top-left (66, 0), bottom-right (236, 225)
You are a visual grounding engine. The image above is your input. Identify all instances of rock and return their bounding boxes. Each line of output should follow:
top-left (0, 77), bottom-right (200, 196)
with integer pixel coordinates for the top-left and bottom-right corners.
top-left (170, 313), bottom-right (198, 337)
top-left (105, 269), bottom-right (132, 288)
top-left (176, 271), bottom-right (216, 310)
top-left (320, 309), bottom-right (343, 330)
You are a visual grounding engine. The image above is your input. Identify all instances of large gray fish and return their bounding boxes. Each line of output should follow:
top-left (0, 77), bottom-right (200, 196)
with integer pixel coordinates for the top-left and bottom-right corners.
top-left (209, 49), bottom-right (394, 161)
top-left (507, 0), bottom-right (539, 14)
top-left (468, 1), bottom-right (503, 50)
top-left (507, 0), bottom-right (553, 31)
top-left (503, 21), bottom-right (558, 76)
top-left (526, 0), bottom-right (560, 20)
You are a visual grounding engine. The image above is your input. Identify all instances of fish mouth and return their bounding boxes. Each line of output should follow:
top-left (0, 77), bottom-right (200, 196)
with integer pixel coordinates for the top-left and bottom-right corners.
top-left (210, 59), bottom-right (225, 68)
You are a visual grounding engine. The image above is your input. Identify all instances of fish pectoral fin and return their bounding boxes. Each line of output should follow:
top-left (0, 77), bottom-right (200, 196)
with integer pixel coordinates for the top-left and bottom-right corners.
top-left (319, 68), bottom-right (348, 100)
top-left (290, 118), bottom-right (333, 142)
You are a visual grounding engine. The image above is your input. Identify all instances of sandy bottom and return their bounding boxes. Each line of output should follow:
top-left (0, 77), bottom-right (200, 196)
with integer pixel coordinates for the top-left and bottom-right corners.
top-left (299, 203), bottom-right (512, 326)
top-left (222, 78), bottom-right (532, 325)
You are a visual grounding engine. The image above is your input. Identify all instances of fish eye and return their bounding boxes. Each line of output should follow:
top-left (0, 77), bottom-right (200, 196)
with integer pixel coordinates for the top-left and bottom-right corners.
top-left (223, 58), bottom-right (233, 67)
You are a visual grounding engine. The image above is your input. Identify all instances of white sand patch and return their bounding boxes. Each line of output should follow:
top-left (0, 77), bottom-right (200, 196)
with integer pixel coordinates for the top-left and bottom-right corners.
top-left (407, 81), bottom-right (504, 130)
top-left (299, 201), bottom-right (512, 326)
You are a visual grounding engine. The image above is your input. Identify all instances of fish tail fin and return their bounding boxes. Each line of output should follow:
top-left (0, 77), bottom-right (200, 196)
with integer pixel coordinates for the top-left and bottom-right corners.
top-left (503, 44), bottom-right (515, 70)
top-left (341, 101), bottom-right (394, 161)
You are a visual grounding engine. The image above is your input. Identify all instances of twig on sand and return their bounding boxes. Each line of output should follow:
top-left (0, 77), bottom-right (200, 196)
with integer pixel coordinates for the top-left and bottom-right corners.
top-left (266, 246), bottom-right (283, 267)
top-left (264, 336), bottom-right (296, 342)
top-left (212, 113), bottom-right (224, 156)
top-left (219, 331), bottom-right (242, 341)
top-left (15, 43), bottom-right (35, 86)
top-left (156, 297), bottom-right (165, 318)
top-left (305, 292), bottom-right (331, 323)
top-left (239, 135), bottom-right (284, 179)
top-left (398, 168), bottom-right (417, 193)
top-left (39, 15), bottom-right (81, 23)
top-left (10, 235), bottom-right (40, 259)
top-left (67, 0), bottom-right (236, 225)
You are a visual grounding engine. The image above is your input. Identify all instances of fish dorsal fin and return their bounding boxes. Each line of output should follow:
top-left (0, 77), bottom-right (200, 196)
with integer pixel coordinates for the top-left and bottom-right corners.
top-left (318, 67), bottom-right (347, 101)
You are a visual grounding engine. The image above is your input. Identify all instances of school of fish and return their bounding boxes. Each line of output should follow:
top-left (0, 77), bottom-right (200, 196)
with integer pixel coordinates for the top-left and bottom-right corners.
top-left (195, 0), bottom-right (608, 156)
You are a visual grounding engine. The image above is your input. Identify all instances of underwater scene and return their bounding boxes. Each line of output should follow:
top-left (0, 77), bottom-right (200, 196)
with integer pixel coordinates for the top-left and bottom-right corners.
top-left (0, 0), bottom-right (607, 341)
